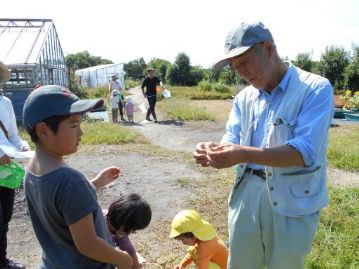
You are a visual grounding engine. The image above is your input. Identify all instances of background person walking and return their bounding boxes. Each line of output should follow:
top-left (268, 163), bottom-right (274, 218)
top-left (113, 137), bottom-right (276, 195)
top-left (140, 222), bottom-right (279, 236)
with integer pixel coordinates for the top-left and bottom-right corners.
top-left (141, 68), bottom-right (162, 123)
top-left (109, 75), bottom-right (125, 121)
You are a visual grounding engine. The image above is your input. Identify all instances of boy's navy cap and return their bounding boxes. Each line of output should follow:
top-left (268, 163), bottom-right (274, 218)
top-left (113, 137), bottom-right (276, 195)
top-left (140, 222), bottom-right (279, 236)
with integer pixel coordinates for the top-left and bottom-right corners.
top-left (23, 85), bottom-right (104, 131)
top-left (213, 21), bottom-right (274, 71)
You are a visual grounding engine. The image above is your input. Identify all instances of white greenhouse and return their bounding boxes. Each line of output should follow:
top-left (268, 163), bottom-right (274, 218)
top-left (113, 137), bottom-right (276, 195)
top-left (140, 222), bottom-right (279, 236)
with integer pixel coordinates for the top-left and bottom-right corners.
top-left (75, 63), bottom-right (125, 89)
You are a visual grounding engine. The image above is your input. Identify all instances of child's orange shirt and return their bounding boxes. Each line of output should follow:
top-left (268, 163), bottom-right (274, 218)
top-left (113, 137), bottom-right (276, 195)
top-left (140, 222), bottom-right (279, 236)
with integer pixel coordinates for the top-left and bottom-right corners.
top-left (180, 236), bottom-right (228, 269)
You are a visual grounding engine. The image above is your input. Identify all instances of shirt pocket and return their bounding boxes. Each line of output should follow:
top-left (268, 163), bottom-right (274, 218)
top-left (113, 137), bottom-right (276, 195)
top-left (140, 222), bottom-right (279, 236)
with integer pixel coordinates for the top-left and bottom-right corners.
top-left (287, 166), bottom-right (322, 198)
top-left (268, 117), bottom-right (297, 147)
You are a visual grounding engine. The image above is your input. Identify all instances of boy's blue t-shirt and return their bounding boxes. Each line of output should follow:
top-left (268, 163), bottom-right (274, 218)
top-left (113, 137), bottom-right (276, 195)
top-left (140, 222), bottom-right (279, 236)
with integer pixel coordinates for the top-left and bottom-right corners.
top-left (25, 166), bottom-right (115, 269)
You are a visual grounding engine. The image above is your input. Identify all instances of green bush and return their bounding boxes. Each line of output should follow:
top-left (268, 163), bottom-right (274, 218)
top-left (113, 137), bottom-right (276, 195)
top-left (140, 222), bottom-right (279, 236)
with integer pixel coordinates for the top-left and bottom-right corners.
top-left (213, 83), bottom-right (231, 93)
top-left (198, 80), bottom-right (213, 92)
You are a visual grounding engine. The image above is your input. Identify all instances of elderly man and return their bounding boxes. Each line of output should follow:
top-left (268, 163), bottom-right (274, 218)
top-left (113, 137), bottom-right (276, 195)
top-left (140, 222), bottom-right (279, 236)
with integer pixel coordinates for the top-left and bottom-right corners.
top-left (193, 22), bottom-right (334, 269)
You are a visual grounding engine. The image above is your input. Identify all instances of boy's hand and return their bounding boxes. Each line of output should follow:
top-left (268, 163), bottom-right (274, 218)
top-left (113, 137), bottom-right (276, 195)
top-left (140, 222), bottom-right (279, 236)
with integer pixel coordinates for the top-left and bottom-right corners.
top-left (0, 155), bottom-right (11, 165)
top-left (174, 264), bottom-right (183, 269)
top-left (115, 249), bottom-right (133, 269)
top-left (92, 166), bottom-right (120, 190)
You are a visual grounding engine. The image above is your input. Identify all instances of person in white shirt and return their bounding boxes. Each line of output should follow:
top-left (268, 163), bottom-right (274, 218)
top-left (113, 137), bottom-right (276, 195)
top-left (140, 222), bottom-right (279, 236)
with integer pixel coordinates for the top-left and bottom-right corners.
top-left (109, 75), bottom-right (125, 121)
top-left (0, 61), bottom-right (29, 269)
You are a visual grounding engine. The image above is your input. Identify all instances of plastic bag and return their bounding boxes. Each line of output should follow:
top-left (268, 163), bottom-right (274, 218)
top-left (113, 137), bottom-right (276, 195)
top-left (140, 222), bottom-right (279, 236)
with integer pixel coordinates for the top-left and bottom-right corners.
top-left (0, 162), bottom-right (25, 189)
top-left (162, 89), bottom-right (171, 98)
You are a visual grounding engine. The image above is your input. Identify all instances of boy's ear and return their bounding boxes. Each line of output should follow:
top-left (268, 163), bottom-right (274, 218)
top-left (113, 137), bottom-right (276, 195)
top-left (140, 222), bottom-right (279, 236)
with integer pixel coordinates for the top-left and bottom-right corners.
top-left (35, 122), bottom-right (50, 139)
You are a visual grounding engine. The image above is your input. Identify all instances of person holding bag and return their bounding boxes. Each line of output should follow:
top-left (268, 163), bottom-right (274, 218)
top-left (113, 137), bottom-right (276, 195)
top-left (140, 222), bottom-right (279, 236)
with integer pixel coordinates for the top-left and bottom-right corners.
top-left (0, 61), bottom-right (29, 269)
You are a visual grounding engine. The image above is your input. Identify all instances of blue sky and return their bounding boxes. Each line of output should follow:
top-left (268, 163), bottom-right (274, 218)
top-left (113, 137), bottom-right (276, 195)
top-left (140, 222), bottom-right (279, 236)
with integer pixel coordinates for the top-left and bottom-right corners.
top-left (1, 0), bottom-right (358, 68)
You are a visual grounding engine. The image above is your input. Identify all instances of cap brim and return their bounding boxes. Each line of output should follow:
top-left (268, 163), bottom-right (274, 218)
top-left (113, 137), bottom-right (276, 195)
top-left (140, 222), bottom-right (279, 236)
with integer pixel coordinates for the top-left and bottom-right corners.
top-left (213, 45), bottom-right (252, 71)
top-left (169, 228), bottom-right (181, 238)
top-left (70, 99), bottom-right (104, 114)
top-left (192, 220), bottom-right (217, 241)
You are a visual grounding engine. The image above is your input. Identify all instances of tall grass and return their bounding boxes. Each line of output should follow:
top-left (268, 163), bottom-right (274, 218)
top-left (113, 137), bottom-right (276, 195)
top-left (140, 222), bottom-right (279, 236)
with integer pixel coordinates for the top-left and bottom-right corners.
top-left (305, 187), bottom-right (359, 268)
top-left (167, 86), bottom-right (235, 100)
top-left (328, 125), bottom-right (359, 172)
top-left (81, 121), bottom-right (145, 144)
top-left (18, 121), bottom-right (146, 146)
top-left (157, 98), bottom-right (215, 121)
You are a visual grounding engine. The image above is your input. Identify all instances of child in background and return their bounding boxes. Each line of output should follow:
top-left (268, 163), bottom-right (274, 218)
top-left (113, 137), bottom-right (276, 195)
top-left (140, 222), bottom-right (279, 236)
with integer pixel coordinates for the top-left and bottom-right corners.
top-left (124, 97), bottom-right (134, 123)
top-left (110, 90), bottom-right (119, 123)
top-left (23, 85), bottom-right (132, 269)
top-left (103, 193), bottom-right (152, 269)
top-left (170, 209), bottom-right (228, 269)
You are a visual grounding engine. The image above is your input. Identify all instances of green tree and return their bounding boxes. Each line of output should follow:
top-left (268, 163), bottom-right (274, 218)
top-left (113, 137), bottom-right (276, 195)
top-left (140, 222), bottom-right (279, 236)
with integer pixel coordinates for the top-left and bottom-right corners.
top-left (319, 46), bottom-right (350, 91)
top-left (124, 58), bottom-right (146, 79)
top-left (147, 58), bottom-right (171, 83)
top-left (65, 51), bottom-right (112, 70)
top-left (344, 46), bottom-right (359, 92)
top-left (294, 52), bottom-right (313, 72)
top-left (189, 66), bottom-right (205, 86)
top-left (167, 52), bottom-right (191, 86)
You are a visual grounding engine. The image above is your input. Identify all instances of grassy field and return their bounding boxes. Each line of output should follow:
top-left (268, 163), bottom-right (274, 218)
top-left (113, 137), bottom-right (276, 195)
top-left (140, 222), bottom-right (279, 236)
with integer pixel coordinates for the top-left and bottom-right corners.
top-left (157, 97), bottom-right (215, 121)
top-left (328, 125), bottom-right (359, 172)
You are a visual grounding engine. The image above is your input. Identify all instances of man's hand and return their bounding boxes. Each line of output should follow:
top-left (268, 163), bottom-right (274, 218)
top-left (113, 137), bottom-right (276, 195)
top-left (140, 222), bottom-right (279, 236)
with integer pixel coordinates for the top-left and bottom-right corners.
top-left (193, 142), bottom-right (219, 167)
top-left (0, 155), bottom-right (11, 165)
top-left (92, 166), bottom-right (120, 190)
top-left (206, 143), bottom-right (245, 169)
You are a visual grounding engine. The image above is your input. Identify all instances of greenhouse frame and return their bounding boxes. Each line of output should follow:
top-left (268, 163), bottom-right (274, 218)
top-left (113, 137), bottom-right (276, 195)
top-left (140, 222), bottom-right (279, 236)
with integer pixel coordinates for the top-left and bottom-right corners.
top-left (0, 18), bottom-right (68, 121)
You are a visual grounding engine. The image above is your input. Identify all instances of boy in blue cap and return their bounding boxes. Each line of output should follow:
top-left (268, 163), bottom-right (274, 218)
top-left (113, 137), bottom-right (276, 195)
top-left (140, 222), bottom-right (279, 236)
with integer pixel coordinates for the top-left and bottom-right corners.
top-left (22, 85), bottom-right (133, 269)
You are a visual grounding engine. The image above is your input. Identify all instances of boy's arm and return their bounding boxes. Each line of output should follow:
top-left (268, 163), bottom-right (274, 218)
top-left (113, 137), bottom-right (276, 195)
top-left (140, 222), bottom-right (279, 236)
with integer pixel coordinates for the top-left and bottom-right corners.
top-left (131, 252), bottom-right (141, 269)
top-left (92, 166), bottom-right (120, 190)
top-left (69, 213), bottom-right (133, 269)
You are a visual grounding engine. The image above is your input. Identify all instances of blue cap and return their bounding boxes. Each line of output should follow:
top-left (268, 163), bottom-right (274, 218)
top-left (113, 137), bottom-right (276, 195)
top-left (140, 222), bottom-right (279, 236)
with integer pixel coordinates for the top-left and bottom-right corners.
top-left (213, 21), bottom-right (274, 70)
top-left (23, 85), bottom-right (103, 131)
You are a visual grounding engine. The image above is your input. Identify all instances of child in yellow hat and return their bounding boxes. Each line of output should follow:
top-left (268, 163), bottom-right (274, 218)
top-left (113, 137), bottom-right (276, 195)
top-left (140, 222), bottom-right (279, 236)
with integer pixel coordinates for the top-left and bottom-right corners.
top-left (170, 209), bottom-right (228, 269)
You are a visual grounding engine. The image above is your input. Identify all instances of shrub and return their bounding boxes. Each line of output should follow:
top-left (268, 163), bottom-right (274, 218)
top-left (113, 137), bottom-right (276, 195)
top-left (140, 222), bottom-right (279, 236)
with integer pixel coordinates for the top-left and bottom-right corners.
top-left (339, 90), bottom-right (359, 110)
top-left (213, 83), bottom-right (231, 93)
top-left (198, 80), bottom-right (213, 92)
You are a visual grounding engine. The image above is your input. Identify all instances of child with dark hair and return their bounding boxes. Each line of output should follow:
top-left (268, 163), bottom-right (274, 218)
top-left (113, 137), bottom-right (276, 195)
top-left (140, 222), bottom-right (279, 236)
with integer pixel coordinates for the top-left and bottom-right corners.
top-left (23, 85), bottom-right (132, 269)
top-left (103, 193), bottom-right (152, 269)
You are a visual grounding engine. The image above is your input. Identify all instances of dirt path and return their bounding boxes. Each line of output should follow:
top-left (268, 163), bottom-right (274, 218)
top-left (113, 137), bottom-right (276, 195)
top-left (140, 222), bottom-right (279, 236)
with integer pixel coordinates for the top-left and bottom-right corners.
top-left (6, 87), bottom-right (359, 268)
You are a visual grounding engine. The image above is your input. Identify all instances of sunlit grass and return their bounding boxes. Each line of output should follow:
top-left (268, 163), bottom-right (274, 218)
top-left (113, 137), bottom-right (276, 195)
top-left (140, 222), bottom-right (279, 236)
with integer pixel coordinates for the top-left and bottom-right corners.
top-left (328, 125), bottom-right (359, 172)
top-left (305, 187), bottom-right (359, 268)
top-left (18, 121), bottom-right (147, 146)
top-left (167, 86), bottom-right (235, 100)
top-left (158, 98), bottom-right (215, 121)
top-left (81, 121), bottom-right (146, 144)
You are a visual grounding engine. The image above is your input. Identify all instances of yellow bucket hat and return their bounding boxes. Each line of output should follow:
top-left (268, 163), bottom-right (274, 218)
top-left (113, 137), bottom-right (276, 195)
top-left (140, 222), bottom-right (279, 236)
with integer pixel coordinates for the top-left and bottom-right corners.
top-left (169, 209), bottom-right (216, 241)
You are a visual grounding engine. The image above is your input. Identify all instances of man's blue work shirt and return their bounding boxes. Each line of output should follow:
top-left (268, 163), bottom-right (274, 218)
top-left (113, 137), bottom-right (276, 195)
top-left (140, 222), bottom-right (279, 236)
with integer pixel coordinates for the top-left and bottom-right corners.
top-left (224, 65), bottom-right (334, 170)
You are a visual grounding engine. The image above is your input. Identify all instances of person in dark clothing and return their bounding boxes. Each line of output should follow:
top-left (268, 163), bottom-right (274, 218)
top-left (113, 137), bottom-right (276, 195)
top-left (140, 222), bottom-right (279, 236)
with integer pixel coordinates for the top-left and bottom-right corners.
top-left (141, 68), bottom-right (162, 123)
